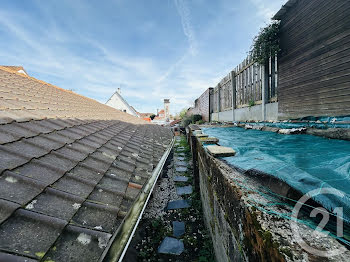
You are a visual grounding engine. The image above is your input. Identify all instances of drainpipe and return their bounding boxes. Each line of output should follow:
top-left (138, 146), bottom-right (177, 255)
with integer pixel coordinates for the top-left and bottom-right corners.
top-left (101, 138), bottom-right (175, 262)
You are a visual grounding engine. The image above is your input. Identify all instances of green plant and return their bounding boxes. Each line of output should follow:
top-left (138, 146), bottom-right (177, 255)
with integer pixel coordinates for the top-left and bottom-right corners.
top-left (248, 100), bottom-right (255, 107)
top-left (182, 116), bottom-right (192, 127)
top-left (250, 21), bottom-right (280, 64)
top-left (179, 108), bottom-right (188, 119)
top-left (192, 114), bottom-right (202, 123)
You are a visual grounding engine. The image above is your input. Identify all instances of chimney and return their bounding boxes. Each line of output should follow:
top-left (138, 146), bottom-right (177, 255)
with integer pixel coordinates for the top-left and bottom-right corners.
top-left (117, 88), bottom-right (121, 94)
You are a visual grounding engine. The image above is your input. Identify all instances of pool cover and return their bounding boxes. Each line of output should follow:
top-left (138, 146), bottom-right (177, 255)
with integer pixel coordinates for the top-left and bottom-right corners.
top-left (202, 127), bottom-right (350, 225)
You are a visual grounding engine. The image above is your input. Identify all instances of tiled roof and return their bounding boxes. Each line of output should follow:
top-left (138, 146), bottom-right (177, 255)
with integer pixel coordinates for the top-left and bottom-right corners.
top-left (0, 67), bottom-right (173, 261)
top-left (1, 66), bottom-right (27, 75)
top-left (0, 66), bottom-right (147, 124)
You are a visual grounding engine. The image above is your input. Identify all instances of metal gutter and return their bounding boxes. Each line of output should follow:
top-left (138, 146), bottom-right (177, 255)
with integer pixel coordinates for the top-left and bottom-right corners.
top-left (100, 137), bottom-right (175, 262)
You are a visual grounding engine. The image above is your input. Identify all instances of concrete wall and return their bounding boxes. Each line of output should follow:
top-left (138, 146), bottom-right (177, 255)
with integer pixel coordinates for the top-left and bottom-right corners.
top-left (188, 130), bottom-right (287, 262)
top-left (187, 88), bottom-right (213, 122)
top-left (210, 102), bottom-right (278, 122)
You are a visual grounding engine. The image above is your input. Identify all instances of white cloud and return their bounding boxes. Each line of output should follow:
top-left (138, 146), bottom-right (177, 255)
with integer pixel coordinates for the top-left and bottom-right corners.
top-left (249, 0), bottom-right (285, 22)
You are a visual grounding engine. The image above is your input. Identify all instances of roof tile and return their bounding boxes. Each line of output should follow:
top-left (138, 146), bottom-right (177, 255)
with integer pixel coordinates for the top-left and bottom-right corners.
top-left (70, 165), bottom-right (103, 184)
top-left (0, 199), bottom-right (20, 224)
top-left (52, 173), bottom-right (96, 198)
top-left (42, 225), bottom-right (111, 262)
top-left (0, 147), bottom-right (30, 172)
top-left (14, 159), bottom-right (66, 184)
top-left (0, 209), bottom-right (67, 259)
top-left (0, 251), bottom-right (37, 262)
top-left (88, 185), bottom-right (124, 207)
top-left (0, 171), bottom-right (47, 205)
top-left (25, 187), bottom-right (84, 221)
top-left (71, 201), bottom-right (120, 233)
top-left (98, 174), bottom-right (129, 194)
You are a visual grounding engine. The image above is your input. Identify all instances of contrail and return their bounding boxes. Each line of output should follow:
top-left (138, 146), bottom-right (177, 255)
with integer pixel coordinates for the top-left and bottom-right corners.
top-left (174, 0), bottom-right (197, 56)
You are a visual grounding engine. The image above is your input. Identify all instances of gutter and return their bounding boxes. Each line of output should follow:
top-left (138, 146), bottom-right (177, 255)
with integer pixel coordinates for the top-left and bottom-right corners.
top-left (100, 137), bottom-right (175, 262)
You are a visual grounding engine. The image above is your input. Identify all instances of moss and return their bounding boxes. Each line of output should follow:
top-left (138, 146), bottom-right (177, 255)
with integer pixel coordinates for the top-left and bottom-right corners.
top-left (224, 212), bottom-right (229, 222)
top-left (280, 247), bottom-right (294, 260)
top-left (35, 252), bottom-right (45, 258)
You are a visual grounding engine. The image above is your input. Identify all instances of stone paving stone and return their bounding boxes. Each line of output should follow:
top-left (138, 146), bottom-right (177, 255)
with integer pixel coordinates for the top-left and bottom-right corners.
top-left (173, 176), bottom-right (188, 182)
top-left (175, 160), bottom-right (187, 167)
top-left (176, 156), bottom-right (185, 161)
top-left (176, 153), bottom-right (186, 157)
top-left (166, 200), bottom-right (190, 210)
top-left (206, 145), bottom-right (236, 157)
top-left (199, 137), bottom-right (219, 144)
top-left (158, 237), bottom-right (184, 255)
top-left (195, 133), bottom-right (208, 138)
top-left (175, 166), bottom-right (187, 172)
top-left (193, 130), bottom-right (202, 135)
top-left (176, 185), bottom-right (192, 196)
top-left (173, 221), bottom-right (185, 238)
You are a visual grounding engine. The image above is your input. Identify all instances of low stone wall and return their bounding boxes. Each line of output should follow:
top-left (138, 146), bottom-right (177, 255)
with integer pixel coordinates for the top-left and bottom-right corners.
top-left (187, 126), bottom-right (350, 262)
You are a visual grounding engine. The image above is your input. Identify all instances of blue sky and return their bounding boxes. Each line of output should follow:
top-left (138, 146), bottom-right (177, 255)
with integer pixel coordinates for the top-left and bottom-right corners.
top-left (0, 0), bottom-right (286, 114)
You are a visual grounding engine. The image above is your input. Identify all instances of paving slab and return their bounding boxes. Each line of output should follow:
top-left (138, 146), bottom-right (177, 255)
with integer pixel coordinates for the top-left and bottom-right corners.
top-left (176, 156), bottom-right (185, 161)
top-left (199, 137), bottom-right (219, 144)
top-left (173, 221), bottom-right (185, 238)
top-left (176, 185), bottom-right (192, 196)
top-left (158, 237), bottom-right (184, 255)
top-left (174, 160), bottom-right (187, 167)
top-left (175, 166), bottom-right (187, 172)
top-left (173, 176), bottom-right (188, 182)
top-left (176, 153), bottom-right (186, 157)
top-left (166, 200), bottom-right (190, 210)
top-left (206, 145), bottom-right (236, 157)
top-left (195, 133), bottom-right (208, 138)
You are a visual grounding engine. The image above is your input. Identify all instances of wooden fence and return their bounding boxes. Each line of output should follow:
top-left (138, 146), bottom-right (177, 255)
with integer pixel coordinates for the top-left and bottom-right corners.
top-left (212, 55), bottom-right (278, 112)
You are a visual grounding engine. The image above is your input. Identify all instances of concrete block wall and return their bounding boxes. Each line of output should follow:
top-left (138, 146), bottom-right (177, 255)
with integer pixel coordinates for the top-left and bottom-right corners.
top-left (187, 88), bottom-right (213, 122)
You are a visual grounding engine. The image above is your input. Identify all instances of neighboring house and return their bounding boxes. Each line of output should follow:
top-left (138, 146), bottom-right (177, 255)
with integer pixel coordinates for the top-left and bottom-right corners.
top-left (1, 65), bottom-right (28, 76)
top-left (157, 109), bottom-right (165, 118)
top-left (0, 66), bottom-right (173, 262)
top-left (153, 99), bottom-right (171, 124)
top-left (105, 88), bottom-right (139, 117)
